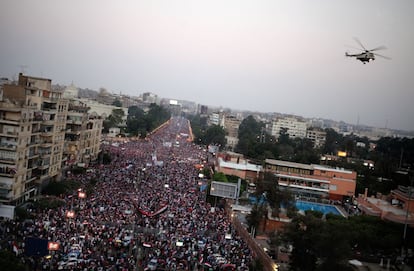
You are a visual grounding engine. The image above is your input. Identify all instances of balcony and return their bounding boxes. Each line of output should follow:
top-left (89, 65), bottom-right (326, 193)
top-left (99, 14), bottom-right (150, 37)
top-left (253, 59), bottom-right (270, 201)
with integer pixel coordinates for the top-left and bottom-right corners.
top-left (279, 181), bottom-right (330, 193)
top-left (0, 166), bottom-right (16, 177)
top-left (0, 118), bottom-right (19, 125)
top-left (39, 142), bottom-right (53, 148)
top-left (40, 130), bottom-right (54, 137)
top-left (28, 140), bottom-right (41, 146)
top-left (42, 97), bottom-right (59, 103)
top-left (27, 152), bottom-right (40, 159)
top-left (0, 190), bottom-right (13, 201)
top-left (25, 175), bottom-right (37, 183)
top-left (0, 131), bottom-right (18, 137)
top-left (33, 116), bottom-right (43, 122)
top-left (27, 163), bottom-right (38, 170)
top-left (0, 143), bottom-right (17, 150)
top-left (0, 178), bottom-right (13, 190)
top-left (43, 119), bottom-right (55, 126)
top-left (39, 152), bottom-right (51, 158)
top-left (0, 157), bottom-right (16, 164)
top-left (38, 164), bottom-right (50, 170)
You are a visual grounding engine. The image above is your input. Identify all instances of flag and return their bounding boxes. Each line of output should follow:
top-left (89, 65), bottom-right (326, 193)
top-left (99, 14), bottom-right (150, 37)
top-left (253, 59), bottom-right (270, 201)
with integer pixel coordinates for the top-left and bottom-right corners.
top-left (12, 242), bottom-right (19, 256)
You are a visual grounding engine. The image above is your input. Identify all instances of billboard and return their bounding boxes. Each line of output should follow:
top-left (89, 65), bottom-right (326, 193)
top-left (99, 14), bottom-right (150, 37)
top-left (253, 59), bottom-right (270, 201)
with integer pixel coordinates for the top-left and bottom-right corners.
top-left (210, 181), bottom-right (238, 199)
top-left (0, 204), bottom-right (15, 219)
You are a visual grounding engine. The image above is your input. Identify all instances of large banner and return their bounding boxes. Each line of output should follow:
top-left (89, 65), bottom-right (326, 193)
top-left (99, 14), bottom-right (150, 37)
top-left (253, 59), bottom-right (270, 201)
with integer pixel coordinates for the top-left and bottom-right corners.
top-left (138, 205), bottom-right (168, 217)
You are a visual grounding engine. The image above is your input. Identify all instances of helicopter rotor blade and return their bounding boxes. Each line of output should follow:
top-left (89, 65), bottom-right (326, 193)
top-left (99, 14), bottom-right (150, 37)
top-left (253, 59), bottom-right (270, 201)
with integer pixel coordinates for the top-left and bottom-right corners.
top-left (353, 37), bottom-right (367, 51)
top-left (369, 46), bottom-right (387, 52)
top-left (373, 52), bottom-right (391, 60)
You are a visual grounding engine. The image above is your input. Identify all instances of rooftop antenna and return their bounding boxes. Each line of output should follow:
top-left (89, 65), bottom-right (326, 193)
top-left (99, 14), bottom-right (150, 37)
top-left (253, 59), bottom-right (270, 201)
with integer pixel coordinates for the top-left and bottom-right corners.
top-left (356, 114), bottom-right (360, 132)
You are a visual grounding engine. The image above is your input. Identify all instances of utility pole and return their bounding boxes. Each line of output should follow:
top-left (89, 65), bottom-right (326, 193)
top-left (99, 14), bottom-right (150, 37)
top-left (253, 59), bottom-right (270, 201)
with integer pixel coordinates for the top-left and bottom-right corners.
top-left (403, 174), bottom-right (413, 244)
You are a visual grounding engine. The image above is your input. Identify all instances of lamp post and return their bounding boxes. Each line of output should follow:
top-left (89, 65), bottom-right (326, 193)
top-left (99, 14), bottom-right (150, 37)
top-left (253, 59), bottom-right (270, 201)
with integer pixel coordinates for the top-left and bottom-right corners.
top-left (403, 175), bottom-right (413, 245)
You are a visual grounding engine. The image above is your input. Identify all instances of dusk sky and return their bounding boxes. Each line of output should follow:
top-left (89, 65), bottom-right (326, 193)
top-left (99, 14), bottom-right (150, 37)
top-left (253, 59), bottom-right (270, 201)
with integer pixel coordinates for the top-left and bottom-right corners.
top-left (1, 0), bottom-right (413, 131)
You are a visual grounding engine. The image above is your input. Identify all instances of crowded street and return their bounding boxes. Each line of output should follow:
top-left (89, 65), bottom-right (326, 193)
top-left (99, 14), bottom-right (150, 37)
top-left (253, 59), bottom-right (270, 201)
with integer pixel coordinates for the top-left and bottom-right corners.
top-left (1, 117), bottom-right (253, 270)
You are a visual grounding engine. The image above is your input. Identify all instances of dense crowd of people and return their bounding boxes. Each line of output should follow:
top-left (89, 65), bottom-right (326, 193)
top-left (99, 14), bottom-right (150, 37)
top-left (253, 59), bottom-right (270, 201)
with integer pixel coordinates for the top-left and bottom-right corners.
top-left (1, 117), bottom-right (253, 270)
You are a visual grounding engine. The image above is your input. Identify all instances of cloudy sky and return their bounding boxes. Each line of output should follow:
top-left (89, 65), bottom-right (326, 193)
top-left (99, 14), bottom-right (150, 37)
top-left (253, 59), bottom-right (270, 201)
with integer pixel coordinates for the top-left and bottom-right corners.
top-left (1, 0), bottom-right (413, 131)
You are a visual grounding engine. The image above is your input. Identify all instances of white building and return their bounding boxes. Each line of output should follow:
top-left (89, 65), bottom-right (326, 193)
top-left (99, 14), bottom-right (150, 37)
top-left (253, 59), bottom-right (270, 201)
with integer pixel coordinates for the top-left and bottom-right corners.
top-left (209, 112), bottom-right (224, 126)
top-left (271, 116), bottom-right (307, 139)
top-left (75, 99), bottom-right (128, 126)
top-left (63, 83), bottom-right (79, 99)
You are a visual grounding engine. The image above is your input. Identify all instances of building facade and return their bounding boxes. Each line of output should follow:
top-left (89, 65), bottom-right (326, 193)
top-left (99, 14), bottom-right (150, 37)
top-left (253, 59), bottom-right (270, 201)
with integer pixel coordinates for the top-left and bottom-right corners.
top-left (223, 115), bottom-right (241, 150)
top-left (0, 73), bottom-right (103, 205)
top-left (64, 99), bottom-right (103, 167)
top-left (264, 159), bottom-right (356, 201)
top-left (271, 116), bottom-right (307, 139)
top-left (1, 74), bottom-right (69, 204)
top-left (215, 154), bottom-right (262, 183)
top-left (306, 127), bottom-right (326, 148)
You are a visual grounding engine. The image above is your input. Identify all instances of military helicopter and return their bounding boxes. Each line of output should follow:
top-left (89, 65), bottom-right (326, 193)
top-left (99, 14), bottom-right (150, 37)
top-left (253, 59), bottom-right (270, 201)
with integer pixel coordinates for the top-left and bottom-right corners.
top-left (345, 37), bottom-right (390, 64)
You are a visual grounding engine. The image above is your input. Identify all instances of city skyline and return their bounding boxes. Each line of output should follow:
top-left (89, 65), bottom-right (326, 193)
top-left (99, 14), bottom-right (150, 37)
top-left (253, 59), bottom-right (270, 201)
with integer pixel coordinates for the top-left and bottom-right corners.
top-left (1, 0), bottom-right (414, 131)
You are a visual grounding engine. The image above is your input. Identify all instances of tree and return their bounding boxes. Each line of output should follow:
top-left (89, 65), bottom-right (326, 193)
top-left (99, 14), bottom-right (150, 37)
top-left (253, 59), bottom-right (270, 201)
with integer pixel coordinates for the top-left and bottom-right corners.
top-left (283, 213), bottom-right (320, 271)
top-left (146, 103), bottom-right (171, 131)
top-left (112, 99), bottom-right (122, 107)
top-left (187, 114), bottom-right (208, 145)
top-left (213, 172), bottom-right (228, 182)
top-left (292, 138), bottom-right (320, 164)
top-left (282, 212), bottom-right (354, 271)
top-left (103, 108), bottom-right (125, 132)
top-left (125, 104), bottom-right (171, 137)
top-left (235, 115), bottom-right (265, 157)
top-left (323, 128), bottom-right (341, 155)
top-left (278, 127), bottom-right (291, 145)
top-left (246, 204), bottom-right (265, 236)
top-left (0, 250), bottom-right (25, 271)
top-left (204, 125), bottom-right (226, 147)
top-left (256, 172), bottom-right (295, 218)
top-left (126, 106), bottom-right (146, 136)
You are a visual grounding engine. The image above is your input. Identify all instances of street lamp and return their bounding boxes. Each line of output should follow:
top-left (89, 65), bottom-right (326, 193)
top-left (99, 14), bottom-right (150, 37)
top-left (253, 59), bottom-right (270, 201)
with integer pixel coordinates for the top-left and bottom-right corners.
top-left (403, 175), bottom-right (413, 244)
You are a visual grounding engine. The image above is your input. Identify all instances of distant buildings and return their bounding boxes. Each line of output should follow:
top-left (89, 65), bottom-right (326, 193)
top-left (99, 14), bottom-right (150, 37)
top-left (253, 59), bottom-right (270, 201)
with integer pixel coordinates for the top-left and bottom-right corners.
top-left (269, 116), bottom-right (327, 148)
top-left (223, 115), bottom-right (241, 151)
top-left (208, 112), bottom-right (223, 126)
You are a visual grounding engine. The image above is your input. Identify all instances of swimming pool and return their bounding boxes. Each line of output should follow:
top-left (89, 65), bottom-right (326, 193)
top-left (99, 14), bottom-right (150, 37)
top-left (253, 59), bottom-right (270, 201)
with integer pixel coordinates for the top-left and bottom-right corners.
top-left (295, 200), bottom-right (343, 216)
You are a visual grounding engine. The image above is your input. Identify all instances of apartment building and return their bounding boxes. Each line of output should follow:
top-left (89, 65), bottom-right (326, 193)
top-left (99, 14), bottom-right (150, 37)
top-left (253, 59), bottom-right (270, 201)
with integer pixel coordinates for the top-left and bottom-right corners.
top-left (0, 73), bottom-right (68, 204)
top-left (271, 116), bottom-right (307, 139)
top-left (306, 127), bottom-right (326, 148)
top-left (0, 73), bottom-right (104, 205)
top-left (264, 159), bottom-right (356, 201)
top-left (223, 115), bottom-right (241, 150)
top-left (0, 103), bottom-right (34, 204)
top-left (208, 112), bottom-right (224, 126)
top-left (64, 99), bottom-right (103, 167)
